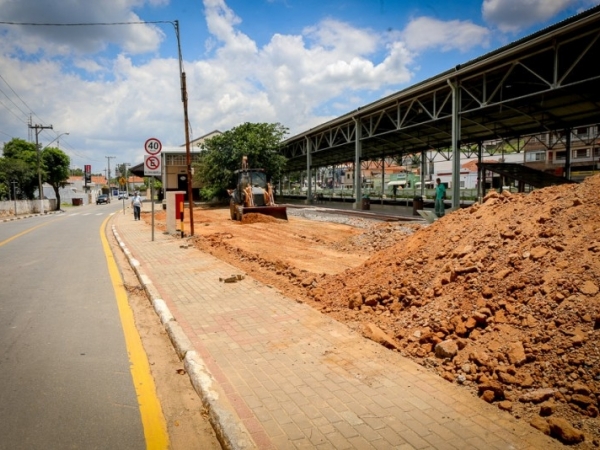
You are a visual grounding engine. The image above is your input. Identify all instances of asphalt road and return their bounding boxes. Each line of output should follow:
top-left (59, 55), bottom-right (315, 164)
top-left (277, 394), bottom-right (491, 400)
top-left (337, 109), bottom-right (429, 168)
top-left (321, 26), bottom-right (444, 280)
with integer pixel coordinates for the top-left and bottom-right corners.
top-left (0, 202), bottom-right (151, 449)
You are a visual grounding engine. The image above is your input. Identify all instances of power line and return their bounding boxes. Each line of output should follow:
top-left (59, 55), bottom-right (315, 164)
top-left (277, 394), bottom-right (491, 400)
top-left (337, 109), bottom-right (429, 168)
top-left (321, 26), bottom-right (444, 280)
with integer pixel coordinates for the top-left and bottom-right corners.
top-left (0, 19), bottom-right (177, 134)
top-left (0, 20), bottom-right (173, 26)
top-left (0, 87), bottom-right (30, 122)
top-left (0, 96), bottom-right (28, 124)
top-left (0, 73), bottom-right (37, 119)
top-left (1, 19), bottom-right (192, 204)
top-left (0, 129), bottom-right (17, 138)
top-left (0, 72), bottom-right (49, 127)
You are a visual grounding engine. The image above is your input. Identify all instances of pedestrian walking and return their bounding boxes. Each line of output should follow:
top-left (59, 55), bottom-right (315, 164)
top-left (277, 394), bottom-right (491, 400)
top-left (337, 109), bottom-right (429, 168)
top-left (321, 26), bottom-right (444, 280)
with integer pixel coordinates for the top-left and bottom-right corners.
top-left (131, 191), bottom-right (142, 220)
top-left (435, 178), bottom-right (446, 217)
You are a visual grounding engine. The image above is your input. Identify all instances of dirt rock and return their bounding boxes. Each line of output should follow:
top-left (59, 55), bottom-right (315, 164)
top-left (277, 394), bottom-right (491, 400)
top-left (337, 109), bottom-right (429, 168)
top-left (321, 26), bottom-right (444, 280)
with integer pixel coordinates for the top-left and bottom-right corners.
top-left (530, 416), bottom-right (551, 435)
top-left (434, 340), bottom-right (458, 359)
top-left (520, 388), bottom-right (556, 404)
top-left (506, 341), bottom-right (527, 366)
top-left (362, 323), bottom-right (399, 350)
top-left (547, 417), bottom-right (585, 444)
top-left (498, 400), bottom-right (513, 411)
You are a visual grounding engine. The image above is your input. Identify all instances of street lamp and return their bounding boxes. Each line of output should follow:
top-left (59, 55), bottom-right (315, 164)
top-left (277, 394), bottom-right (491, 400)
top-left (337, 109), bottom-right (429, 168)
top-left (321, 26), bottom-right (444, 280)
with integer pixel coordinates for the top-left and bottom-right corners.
top-left (42, 132), bottom-right (70, 151)
top-left (57, 132), bottom-right (69, 149)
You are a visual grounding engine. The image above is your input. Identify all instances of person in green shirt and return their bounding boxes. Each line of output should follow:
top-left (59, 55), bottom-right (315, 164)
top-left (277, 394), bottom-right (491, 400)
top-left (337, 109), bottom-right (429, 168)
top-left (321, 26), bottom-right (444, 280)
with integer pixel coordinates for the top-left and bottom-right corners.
top-left (435, 178), bottom-right (446, 218)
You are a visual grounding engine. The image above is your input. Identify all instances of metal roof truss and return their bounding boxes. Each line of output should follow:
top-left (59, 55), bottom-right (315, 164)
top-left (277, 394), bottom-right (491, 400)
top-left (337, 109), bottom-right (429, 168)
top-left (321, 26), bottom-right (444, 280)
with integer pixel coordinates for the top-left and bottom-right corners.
top-left (281, 9), bottom-right (600, 173)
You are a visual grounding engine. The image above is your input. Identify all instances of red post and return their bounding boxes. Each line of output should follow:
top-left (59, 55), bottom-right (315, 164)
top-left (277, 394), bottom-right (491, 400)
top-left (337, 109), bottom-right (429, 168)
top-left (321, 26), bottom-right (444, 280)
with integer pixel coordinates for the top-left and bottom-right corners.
top-left (175, 193), bottom-right (184, 237)
top-left (180, 201), bottom-right (184, 238)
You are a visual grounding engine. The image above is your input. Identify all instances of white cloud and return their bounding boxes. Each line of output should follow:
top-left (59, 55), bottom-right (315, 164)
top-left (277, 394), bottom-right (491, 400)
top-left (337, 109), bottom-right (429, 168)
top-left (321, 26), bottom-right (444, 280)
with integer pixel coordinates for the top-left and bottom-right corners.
top-left (482, 0), bottom-right (578, 32)
top-left (191, 9), bottom-right (414, 136)
top-left (0, 0), bottom-right (509, 169)
top-left (73, 58), bottom-right (106, 74)
top-left (203, 0), bottom-right (257, 54)
top-left (303, 19), bottom-right (379, 56)
top-left (401, 17), bottom-right (491, 52)
top-left (0, 0), bottom-right (164, 56)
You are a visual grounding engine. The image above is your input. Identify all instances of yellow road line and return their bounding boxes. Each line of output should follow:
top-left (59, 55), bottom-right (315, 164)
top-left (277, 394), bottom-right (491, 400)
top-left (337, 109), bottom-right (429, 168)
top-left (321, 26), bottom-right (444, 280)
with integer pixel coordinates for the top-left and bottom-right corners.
top-left (0, 221), bottom-right (50, 247)
top-left (99, 216), bottom-right (169, 450)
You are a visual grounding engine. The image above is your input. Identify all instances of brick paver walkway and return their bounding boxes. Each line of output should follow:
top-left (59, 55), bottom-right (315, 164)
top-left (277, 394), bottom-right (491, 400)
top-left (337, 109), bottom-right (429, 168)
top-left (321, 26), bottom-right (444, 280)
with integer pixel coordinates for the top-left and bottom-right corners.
top-left (112, 209), bottom-right (561, 450)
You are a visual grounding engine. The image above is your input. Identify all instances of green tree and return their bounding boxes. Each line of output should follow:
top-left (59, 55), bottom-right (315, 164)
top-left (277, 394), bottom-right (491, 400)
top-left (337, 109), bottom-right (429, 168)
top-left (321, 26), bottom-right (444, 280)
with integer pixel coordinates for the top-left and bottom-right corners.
top-left (0, 138), bottom-right (39, 199)
top-left (194, 122), bottom-right (288, 199)
top-left (41, 147), bottom-right (70, 210)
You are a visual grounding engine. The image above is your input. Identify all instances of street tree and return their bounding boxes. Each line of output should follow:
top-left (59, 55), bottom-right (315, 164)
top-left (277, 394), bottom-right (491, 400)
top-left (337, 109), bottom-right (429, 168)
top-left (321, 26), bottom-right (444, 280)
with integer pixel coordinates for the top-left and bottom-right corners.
top-left (0, 138), bottom-right (39, 199)
top-left (194, 122), bottom-right (288, 199)
top-left (41, 147), bottom-right (70, 210)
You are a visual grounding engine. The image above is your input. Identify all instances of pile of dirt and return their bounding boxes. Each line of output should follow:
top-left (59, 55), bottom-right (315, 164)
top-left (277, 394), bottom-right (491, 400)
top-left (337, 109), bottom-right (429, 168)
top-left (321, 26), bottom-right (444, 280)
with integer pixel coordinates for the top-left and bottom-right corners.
top-left (240, 212), bottom-right (280, 224)
top-left (308, 174), bottom-right (600, 446)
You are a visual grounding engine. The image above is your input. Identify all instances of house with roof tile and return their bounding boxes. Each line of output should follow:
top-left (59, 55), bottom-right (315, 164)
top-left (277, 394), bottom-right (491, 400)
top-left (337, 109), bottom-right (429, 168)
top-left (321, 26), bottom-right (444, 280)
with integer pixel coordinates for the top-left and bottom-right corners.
top-left (41, 175), bottom-right (107, 205)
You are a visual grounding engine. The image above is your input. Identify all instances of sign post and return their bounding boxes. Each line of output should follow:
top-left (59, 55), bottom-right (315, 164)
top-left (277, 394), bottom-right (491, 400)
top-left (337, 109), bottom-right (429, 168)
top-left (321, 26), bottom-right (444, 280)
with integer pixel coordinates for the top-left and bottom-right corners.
top-left (144, 138), bottom-right (162, 241)
top-left (119, 176), bottom-right (127, 214)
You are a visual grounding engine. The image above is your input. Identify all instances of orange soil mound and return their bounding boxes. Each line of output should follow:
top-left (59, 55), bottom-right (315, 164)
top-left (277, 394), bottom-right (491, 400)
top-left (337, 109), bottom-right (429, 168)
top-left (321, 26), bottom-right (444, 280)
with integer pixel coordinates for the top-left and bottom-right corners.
top-left (310, 174), bottom-right (600, 445)
top-left (241, 212), bottom-right (280, 224)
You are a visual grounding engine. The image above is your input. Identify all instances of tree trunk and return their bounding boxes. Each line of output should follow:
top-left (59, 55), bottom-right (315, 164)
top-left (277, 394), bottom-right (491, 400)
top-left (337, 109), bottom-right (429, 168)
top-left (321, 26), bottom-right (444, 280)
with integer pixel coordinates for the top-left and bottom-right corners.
top-left (52, 185), bottom-right (61, 210)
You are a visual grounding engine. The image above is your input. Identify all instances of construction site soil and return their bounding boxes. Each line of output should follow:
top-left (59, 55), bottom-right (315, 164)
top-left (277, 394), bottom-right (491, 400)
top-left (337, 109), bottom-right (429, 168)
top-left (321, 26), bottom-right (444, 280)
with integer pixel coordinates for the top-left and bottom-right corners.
top-left (149, 174), bottom-right (600, 448)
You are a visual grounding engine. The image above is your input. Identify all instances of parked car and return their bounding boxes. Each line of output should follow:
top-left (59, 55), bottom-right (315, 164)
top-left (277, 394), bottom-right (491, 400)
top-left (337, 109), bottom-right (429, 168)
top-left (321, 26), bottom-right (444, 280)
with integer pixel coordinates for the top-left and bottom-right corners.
top-left (118, 191), bottom-right (128, 199)
top-left (96, 194), bottom-right (109, 205)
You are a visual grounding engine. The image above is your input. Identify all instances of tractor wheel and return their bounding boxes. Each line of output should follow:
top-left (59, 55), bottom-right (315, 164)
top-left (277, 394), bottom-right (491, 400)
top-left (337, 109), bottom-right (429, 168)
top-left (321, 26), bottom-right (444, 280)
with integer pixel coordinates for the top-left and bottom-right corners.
top-left (236, 205), bottom-right (244, 221)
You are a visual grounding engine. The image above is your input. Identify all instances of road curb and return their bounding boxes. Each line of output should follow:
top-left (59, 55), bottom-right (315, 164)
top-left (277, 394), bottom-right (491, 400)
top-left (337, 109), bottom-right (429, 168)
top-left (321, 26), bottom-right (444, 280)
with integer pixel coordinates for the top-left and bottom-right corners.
top-left (111, 225), bottom-right (255, 450)
top-left (1, 210), bottom-right (63, 222)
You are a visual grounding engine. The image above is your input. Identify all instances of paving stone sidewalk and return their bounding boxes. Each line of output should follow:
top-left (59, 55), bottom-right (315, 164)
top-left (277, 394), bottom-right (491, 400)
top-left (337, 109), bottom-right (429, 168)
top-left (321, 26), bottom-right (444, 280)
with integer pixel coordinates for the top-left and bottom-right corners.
top-left (112, 210), bottom-right (562, 450)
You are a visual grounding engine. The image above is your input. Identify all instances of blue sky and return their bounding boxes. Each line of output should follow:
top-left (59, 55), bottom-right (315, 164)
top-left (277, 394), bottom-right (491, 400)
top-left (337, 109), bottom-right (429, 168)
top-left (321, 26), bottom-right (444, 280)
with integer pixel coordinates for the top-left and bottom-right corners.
top-left (1, 0), bottom-right (598, 173)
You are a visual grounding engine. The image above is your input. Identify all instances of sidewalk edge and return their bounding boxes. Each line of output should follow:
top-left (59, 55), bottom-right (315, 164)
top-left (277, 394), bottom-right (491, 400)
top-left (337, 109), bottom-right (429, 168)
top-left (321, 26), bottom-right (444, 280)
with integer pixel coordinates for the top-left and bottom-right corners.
top-left (111, 223), bottom-right (256, 450)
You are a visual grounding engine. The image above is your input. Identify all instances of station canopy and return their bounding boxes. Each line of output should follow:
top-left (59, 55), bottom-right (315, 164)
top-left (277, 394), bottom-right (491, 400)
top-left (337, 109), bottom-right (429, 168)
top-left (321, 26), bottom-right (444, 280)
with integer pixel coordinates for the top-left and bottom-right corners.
top-left (279, 5), bottom-right (600, 172)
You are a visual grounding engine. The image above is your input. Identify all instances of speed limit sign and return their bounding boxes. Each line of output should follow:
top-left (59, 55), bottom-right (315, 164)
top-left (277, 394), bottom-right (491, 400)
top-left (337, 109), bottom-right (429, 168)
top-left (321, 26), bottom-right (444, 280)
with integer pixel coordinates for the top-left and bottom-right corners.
top-left (144, 138), bottom-right (162, 155)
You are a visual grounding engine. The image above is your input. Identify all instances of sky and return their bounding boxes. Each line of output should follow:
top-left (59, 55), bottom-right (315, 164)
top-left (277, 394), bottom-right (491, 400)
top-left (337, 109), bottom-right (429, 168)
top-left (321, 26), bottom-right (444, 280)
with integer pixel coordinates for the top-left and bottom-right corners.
top-left (1, 0), bottom-right (599, 175)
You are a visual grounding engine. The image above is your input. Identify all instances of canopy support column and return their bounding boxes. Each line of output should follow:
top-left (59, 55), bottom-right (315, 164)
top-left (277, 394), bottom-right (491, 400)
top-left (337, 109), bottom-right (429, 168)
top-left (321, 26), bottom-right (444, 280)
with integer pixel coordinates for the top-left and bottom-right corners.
top-left (353, 117), bottom-right (363, 209)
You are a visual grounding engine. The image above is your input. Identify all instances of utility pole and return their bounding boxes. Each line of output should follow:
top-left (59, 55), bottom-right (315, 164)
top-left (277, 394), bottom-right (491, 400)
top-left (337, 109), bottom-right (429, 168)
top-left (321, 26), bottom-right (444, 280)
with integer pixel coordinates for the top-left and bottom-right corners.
top-left (106, 156), bottom-right (115, 201)
top-left (123, 163), bottom-right (131, 196)
top-left (11, 181), bottom-right (18, 217)
top-left (29, 123), bottom-right (53, 214)
top-left (174, 20), bottom-right (194, 236)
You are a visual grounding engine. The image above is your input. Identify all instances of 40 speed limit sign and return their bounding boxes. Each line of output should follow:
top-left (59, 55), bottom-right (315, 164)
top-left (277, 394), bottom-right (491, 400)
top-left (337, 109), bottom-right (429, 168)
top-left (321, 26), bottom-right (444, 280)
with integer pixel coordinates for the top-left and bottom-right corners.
top-left (144, 137), bottom-right (162, 155)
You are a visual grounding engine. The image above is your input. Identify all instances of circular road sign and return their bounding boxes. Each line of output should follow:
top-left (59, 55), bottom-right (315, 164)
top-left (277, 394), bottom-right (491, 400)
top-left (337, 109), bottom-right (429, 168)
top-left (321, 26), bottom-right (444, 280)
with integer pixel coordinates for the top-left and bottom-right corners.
top-left (145, 155), bottom-right (161, 171)
top-left (144, 137), bottom-right (162, 155)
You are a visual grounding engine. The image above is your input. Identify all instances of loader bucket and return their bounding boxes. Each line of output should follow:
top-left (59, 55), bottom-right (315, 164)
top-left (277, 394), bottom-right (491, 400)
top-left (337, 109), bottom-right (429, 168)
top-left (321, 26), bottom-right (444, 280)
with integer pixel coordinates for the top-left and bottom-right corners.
top-left (242, 206), bottom-right (288, 221)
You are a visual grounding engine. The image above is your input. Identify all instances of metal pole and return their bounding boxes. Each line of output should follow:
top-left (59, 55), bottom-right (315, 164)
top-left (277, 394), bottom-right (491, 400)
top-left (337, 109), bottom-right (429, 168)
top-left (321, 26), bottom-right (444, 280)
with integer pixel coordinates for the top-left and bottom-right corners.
top-left (174, 20), bottom-right (194, 236)
top-left (37, 143), bottom-right (43, 213)
top-left (151, 182), bottom-right (155, 241)
top-left (12, 181), bottom-right (17, 217)
top-left (106, 156), bottom-right (115, 201)
top-left (125, 163), bottom-right (131, 196)
top-left (381, 156), bottom-right (385, 204)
